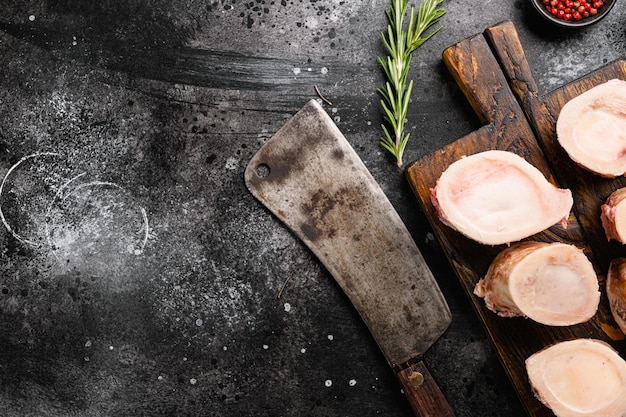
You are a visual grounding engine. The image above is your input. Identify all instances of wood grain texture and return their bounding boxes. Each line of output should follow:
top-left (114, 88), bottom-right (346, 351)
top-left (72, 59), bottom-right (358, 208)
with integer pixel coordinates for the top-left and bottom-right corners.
top-left (395, 358), bottom-right (455, 417)
top-left (406, 20), bottom-right (626, 417)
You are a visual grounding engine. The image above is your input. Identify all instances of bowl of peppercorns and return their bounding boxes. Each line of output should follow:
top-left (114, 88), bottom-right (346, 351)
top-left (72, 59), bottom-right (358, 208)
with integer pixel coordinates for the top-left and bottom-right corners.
top-left (531, 0), bottom-right (616, 27)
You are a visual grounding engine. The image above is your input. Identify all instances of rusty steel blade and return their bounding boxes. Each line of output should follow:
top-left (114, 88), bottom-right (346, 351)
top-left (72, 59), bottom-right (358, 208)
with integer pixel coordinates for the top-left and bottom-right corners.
top-left (244, 100), bottom-right (453, 416)
top-left (245, 99), bottom-right (451, 363)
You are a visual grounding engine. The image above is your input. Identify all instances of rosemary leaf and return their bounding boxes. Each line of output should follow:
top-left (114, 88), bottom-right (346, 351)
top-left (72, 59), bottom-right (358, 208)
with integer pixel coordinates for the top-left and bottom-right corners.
top-left (378, 0), bottom-right (446, 167)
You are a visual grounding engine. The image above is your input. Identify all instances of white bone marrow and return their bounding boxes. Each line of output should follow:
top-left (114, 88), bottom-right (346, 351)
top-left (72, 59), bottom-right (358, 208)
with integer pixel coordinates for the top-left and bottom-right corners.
top-left (556, 79), bottom-right (626, 178)
top-left (526, 339), bottom-right (626, 417)
top-left (431, 150), bottom-right (573, 246)
top-left (601, 187), bottom-right (626, 243)
top-left (474, 241), bottom-right (600, 326)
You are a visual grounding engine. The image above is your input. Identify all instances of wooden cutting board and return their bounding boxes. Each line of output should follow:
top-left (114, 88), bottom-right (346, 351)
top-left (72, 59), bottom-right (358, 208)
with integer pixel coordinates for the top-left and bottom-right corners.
top-left (405, 20), bottom-right (626, 417)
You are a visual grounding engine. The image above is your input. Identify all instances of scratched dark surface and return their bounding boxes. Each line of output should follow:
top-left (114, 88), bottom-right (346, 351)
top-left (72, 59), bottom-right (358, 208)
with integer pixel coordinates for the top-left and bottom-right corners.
top-left (0, 1), bottom-right (625, 417)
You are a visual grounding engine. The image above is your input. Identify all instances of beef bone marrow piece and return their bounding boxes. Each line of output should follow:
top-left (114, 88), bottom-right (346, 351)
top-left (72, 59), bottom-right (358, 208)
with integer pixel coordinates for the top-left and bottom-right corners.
top-left (601, 187), bottom-right (626, 243)
top-left (607, 257), bottom-right (626, 334)
top-left (474, 241), bottom-right (600, 326)
top-left (556, 78), bottom-right (626, 178)
top-left (526, 339), bottom-right (626, 417)
top-left (430, 150), bottom-right (573, 245)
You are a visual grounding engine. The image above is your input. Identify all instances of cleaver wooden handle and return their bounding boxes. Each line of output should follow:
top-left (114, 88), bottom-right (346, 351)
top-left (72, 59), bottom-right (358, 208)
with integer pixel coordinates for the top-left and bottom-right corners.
top-left (394, 357), bottom-right (455, 417)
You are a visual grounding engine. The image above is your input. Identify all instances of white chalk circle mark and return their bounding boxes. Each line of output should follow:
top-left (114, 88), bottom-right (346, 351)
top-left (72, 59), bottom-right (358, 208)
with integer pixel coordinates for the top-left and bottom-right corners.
top-left (0, 152), bottom-right (66, 246)
top-left (45, 180), bottom-right (149, 276)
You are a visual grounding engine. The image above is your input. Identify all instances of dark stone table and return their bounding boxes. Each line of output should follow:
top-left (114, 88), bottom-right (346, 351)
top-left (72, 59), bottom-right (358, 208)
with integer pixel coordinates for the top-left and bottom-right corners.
top-left (0, 1), bottom-right (624, 416)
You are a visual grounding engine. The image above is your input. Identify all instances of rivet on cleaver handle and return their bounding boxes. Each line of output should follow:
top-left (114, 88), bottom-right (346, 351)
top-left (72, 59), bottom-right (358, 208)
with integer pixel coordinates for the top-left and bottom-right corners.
top-left (244, 99), bottom-right (454, 417)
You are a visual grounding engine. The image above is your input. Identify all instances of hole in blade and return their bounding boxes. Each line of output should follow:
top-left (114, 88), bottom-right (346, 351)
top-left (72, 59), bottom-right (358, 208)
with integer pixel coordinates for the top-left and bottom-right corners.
top-left (256, 163), bottom-right (270, 178)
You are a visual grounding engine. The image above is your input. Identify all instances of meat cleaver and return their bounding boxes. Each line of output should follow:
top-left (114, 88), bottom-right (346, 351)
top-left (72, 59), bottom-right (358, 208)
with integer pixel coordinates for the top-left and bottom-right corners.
top-left (244, 99), bottom-right (453, 417)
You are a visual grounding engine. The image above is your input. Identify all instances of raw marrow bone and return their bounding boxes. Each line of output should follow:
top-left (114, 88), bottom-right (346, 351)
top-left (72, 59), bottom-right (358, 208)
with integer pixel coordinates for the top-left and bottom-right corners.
top-left (607, 258), bottom-right (626, 334)
top-left (526, 339), bottom-right (626, 417)
top-left (474, 241), bottom-right (599, 326)
top-left (556, 79), bottom-right (626, 178)
top-left (601, 187), bottom-right (626, 243)
top-left (431, 150), bottom-right (573, 245)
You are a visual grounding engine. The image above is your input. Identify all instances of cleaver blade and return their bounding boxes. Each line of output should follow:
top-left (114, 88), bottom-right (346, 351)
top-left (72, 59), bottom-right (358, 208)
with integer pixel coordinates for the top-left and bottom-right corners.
top-left (244, 100), bottom-right (453, 417)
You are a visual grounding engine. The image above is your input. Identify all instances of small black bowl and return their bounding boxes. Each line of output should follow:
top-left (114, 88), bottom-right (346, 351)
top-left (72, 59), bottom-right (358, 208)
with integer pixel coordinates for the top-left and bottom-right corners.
top-left (531, 0), bottom-right (617, 28)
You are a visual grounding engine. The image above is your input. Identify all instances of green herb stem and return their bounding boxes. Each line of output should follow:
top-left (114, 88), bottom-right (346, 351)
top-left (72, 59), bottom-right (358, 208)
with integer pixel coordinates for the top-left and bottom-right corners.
top-left (378, 0), bottom-right (446, 167)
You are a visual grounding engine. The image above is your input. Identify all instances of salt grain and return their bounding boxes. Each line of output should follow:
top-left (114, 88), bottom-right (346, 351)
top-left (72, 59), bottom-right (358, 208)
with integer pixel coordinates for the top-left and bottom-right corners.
top-left (225, 157), bottom-right (239, 170)
top-left (324, 379), bottom-right (332, 387)
top-left (349, 379), bottom-right (357, 386)
top-left (28, 15), bottom-right (35, 21)
top-left (283, 302), bottom-right (291, 312)
top-left (327, 335), bottom-right (334, 341)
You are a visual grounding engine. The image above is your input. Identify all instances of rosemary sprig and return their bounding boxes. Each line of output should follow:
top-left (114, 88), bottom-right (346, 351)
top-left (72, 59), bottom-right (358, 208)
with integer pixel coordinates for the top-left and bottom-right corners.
top-left (378, 0), bottom-right (446, 167)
